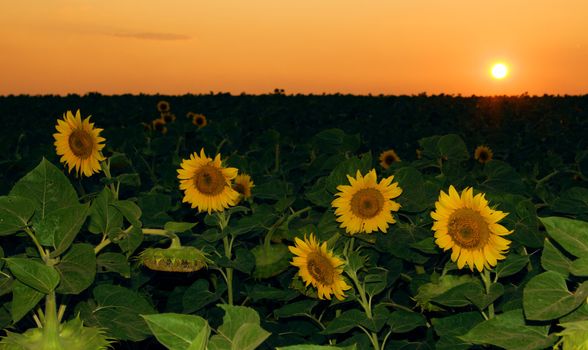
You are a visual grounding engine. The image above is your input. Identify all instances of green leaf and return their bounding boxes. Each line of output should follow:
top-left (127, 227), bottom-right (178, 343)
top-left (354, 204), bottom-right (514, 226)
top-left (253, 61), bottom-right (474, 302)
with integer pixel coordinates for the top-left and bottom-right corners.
top-left (88, 188), bottom-right (123, 237)
top-left (33, 203), bottom-right (89, 257)
top-left (209, 304), bottom-right (270, 350)
top-left (164, 221), bottom-right (197, 233)
top-left (482, 161), bottom-right (526, 194)
top-left (89, 284), bottom-right (157, 341)
top-left (540, 216), bottom-right (588, 258)
top-left (252, 244), bottom-right (291, 279)
top-left (388, 310), bottom-right (426, 333)
top-left (364, 270), bottom-right (388, 297)
top-left (415, 275), bottom-right (477, 311)
top-left (277, 345), bottom-right (357, 350)
top-left (465, 282), bottom-right (504, 311)
top-left (96, 252), bottom-right (130, 278)
top-left (495, 253), bottom-right (529, 279)
top-left (182, 280), bottom-right (226, 314)
top-left (56, 243), bottom-right (96, 294)
top-left (393, 167), bottom-right (437, 213)
top-left (437, 134), bottom-right (469, 161)
top-left (142, 313), bottom-right (210, 350)
top-left (541, 238), bottom-right (571, 276)
top-left (432, 282), bottom-right (481, 308)
top-left (5, 258), bottom-right (59, 294)
top-left (432, 311), bottom-right (484, 337)
top-left (116, 225), bottom-right (143, 257)
top-left (10, 280), bottom-right (44, 323)
top-left (111, 200), bottom-right (142, 228)
top-left (460, 309), bottom-right (558, 350)
top-left (322, 309), bottom-right (367, 334)
top-left (274, 300), bottom-right (318, 319)
top-left (523, 271), bottom-right (588, 321)
top-left (9, 158), bottom-right (78, 219)
top-left (570, 258), bottom-right (588, 277)
top-left (0, 196), bottom-right (35, 236)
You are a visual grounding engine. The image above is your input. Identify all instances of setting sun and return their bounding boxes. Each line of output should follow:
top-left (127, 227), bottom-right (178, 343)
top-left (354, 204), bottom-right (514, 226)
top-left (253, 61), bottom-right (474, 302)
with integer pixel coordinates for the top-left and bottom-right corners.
top-left (491, 63), bottom-right (509, 79)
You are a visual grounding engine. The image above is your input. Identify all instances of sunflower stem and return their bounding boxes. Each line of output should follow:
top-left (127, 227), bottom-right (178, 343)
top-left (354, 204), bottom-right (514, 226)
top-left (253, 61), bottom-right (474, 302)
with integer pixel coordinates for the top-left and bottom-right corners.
top-left (24, 227), bottom-right (48, 261)
top-left (274, 143), bottom-right (280, 173)
top-left (94, 235), bottom-right (112, 255)
top-left (43, 291), bottom-right (61, 348)
top-left (217, 211), bottom-right (235, 305)
top-left (481, 269), bottom-right (495, 319)
top-left (100, 158), bottom-right (118, 199)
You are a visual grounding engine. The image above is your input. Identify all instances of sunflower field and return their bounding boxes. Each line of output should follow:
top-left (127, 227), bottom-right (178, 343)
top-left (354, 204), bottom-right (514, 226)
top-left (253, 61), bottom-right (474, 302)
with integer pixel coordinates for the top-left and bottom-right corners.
top-left (0, 93), bottom-right (587, 350)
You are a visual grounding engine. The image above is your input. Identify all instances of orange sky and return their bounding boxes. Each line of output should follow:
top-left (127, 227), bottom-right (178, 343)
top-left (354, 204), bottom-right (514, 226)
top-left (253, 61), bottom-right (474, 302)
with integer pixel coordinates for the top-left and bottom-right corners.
top-left (1, 1), bottom-right (587, 95)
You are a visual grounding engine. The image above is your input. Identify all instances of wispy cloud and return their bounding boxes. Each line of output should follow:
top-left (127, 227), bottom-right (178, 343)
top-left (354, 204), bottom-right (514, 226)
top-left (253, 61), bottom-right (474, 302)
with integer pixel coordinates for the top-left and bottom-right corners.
top-left (108, 31), bottom-right (191, 41)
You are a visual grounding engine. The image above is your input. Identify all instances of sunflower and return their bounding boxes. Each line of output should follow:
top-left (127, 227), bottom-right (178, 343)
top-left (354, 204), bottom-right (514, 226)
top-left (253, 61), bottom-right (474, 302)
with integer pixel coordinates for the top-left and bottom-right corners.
top-left (157, 100), bottom-right (170, 113)
top-left (431, 185), bottom-right (512, 272)
top-left (289, 234), bottom-right (351, 300)
top-left (233, 174), bottom-right (254, 200)
top-left (474, 145), bottom-right (493, 164)
top-left (53, 110), bottom-right (106, 177)
top-left (152, 118), bottom-right (168, 134)
top-left (161, 112), bottom-right (176, 123)
top-left (191, 113), bottom-right (207, 128)
top-left (379, 149), bottom-right (401, 169)
top-left (177, 148), bottom-right (240, 213)
top-left (332, 169), bottom-right (402, 235)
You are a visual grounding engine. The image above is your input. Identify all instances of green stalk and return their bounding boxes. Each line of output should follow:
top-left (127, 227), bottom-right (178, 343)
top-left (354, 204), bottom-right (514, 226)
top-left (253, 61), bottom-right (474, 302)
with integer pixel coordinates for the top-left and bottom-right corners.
top-left (481, 269), bottom-right (495, 319)
top-left (43, 292), bottom-right (61, 350)
top-left (217, 212), bottom-right (234, 305)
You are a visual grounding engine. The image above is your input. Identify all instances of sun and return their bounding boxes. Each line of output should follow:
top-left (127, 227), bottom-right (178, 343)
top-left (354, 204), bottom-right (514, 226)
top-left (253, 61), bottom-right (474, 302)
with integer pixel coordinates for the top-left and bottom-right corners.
top-left (491, 63), bottom-right (508, 79)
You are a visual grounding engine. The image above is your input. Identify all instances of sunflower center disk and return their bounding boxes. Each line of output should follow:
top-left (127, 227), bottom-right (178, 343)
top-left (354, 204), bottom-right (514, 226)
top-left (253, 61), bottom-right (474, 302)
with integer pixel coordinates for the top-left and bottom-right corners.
top-left (350, 188), bottom-right (385, 219)
top-left (385, 155), bottom-right (395, 165)
top-left (196, 117), bottom-right (203, 125)
top-left (193, 164), bottom-right (225, 195)
top-left (447, 208), bottom-right (490, 249)
top-left (233, 183), bottom-right (245, 195)
top-left (68, 130), bottom-right (94, 159)
top-left (306, 253), bottom-right (335, 285)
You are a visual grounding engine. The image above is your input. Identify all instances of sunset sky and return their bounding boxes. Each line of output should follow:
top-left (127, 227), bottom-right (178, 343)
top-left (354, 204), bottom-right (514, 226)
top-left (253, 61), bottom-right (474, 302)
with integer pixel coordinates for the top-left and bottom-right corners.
top-left (1, 1), bottom-right (587, 96)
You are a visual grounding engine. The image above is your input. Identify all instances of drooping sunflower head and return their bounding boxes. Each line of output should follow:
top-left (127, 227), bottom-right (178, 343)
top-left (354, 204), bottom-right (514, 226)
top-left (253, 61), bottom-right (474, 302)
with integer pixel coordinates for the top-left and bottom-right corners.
top-left (474, 145), bottom-right (493, 164)
top-left (289, 234), bottom-right (351, 301)
top-left (161, 112), bottom-right (176, 123)
top-left (379, 149), bottom-right (401, 169)
top-left (191, 113), bottom-right (208, 128)
top-left (137, 246), bottom-right (210, 272)
top-left (431, 185), bottom-right (513, 272)
top-left (157, 100), bottom-right (170, 113)
top-left (332, 169), bottom-right (402, 235)
top-left (53, 110), bottom-right (106, 177)
top-left (177, 148), bottom-right (240, 213)
top-left (152, 118), bottom-right (168, 134)
top-left (233, 173), bottom-right (254, 200)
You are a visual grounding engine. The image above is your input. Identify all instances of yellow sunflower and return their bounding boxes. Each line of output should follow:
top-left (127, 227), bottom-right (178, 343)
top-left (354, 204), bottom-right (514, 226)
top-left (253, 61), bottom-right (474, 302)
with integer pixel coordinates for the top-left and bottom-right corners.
top-left (431, 185), bottom-right (513, 272)
top-left (289, 234), bottom-right (351, 300)
top-left (177, 148), bottom-right (240, 213)
top-left (379, 149), bottom-right (401, 169)
top-left (157, 100), bottom-right (170, 113)
top-left (191, 113), bottom-right (207, 128)
top-left (332, 169), bottom-right (402, 235)
top-left (53, 110), bottom-right (106, 177)
top-left (152, 118), bottom-right (168, 134)
top-left (233, 174), bottom-right (254, 200)
top-left (474, 145), bottom-right (493, 164)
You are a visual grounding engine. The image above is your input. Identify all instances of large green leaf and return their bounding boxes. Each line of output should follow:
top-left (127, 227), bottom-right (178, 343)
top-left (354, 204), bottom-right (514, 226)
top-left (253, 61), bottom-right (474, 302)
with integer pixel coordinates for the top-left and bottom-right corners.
top-left (495, 253), bottom-right (529, 279)
top-left (277, 345), bottom-right (357, 350)
top-left (86, 285), bottom-right (157, 341)
top-left (325, 153), bottom-right (372, 194)
top-left (432, 312), bottom-right (484, 350)
top-left (182, 280), bottom-right (226, 314)
top-left (460, 309), bottom-right (558, 350)
top-left (523, 271), bottom-right (588, 321)
top-left (541, 238), bottom-right (572, 276)
top-left (164, 221), bottom-right (197, 233)
top-left (10, 280), bottom-right (44, 323)
top-left (111, 200), bottom-right (142, 228)
top-left (9, 158), bottom-right (78, 219)
top-left (96, 252), bottom-right (130, 278)
top-left (208, 304), bottom-right (270, 350)
top-left (5, 258), bottom-right (59, 294)
top-left (437, 134), bottom-right (469, 161)
top-left (393, 167), bottom-right (437, 213)
top-left (142, 313), bottom-right (210, 350)
top-left (88, 188), bottom-right (123, 237)
top-left (540, 216), bottom-right (588, 258)
top-left (0, 196), bottom-right (35, 236)
top-left (55, 243), bottom-right (96, 294)
top-left (388, 310), bottom-right (427, 333)
top-left (33, 203), bottom-right (89, 257)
